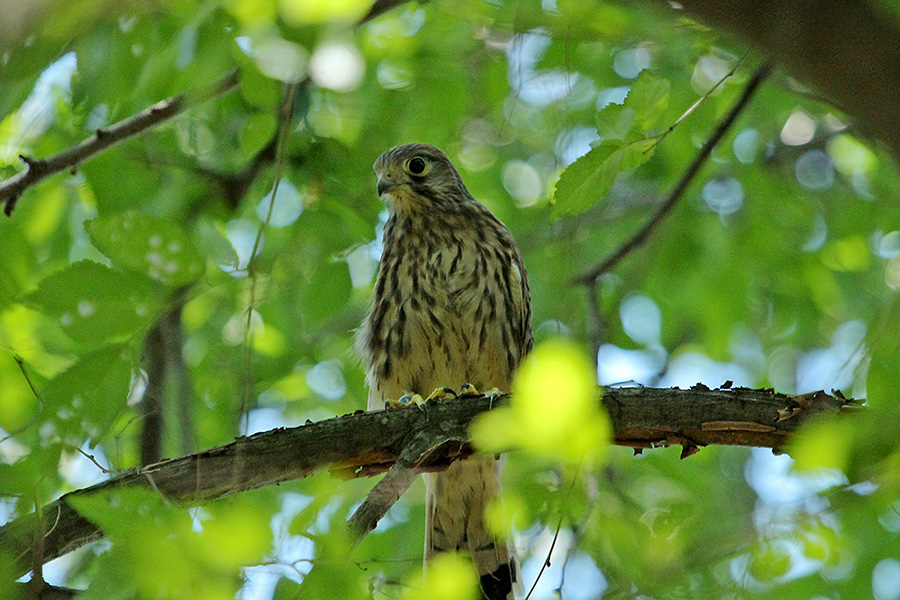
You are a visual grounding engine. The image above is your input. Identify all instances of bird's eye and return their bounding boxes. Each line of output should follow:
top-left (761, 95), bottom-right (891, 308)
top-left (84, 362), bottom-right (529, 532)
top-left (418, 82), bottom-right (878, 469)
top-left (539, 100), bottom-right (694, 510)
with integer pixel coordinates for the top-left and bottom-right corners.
top-left (405, 157), bottom-right (428, 175)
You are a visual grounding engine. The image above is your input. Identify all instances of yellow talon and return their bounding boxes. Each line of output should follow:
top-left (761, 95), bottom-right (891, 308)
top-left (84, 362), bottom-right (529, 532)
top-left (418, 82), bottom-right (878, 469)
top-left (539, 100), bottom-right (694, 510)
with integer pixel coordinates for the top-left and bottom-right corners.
top-left (426, 387), bottom-right (458, 402)
top-left (385, 393), bottom-right (426, 410)
top-left (458, 383), bottom-right (480, 398)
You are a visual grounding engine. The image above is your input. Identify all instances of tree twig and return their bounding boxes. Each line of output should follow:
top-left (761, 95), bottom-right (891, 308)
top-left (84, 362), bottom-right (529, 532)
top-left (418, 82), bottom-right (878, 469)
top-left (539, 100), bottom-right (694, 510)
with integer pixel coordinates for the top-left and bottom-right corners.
top-left (647, 52), bottom-right (748, 152)
top-left (1, 69), bottom-right (240, 217)
top-left (347, 428), bottom-right (461, 546)
top-left (571, 62), bottom-right (772, 286)
top-left (0, 385), bottom-right (855, 579)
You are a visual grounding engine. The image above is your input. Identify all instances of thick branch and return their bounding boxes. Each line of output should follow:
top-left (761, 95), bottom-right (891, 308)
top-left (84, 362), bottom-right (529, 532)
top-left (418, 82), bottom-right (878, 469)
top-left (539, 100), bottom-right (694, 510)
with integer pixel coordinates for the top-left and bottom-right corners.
top-left (676, 0), bottom-right (900, 160)
top-left (1, 70), bottom-right (239, 216)
top-left (0, 386), bottom-right (855, 579)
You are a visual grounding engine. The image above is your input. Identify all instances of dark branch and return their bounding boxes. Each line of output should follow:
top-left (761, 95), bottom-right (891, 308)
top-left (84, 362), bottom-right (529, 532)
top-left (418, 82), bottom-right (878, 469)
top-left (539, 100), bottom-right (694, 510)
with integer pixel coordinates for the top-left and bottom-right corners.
top-left (1, 70), bottom-right (240, 217)
top-left (571, 62), bottom-right (772, 286)
top-left (676, 0), bottom-right (900, 160)
top-left (0, 385), bottom-right (855, 579)
top-left (357, 0), bottom-right (423, 24)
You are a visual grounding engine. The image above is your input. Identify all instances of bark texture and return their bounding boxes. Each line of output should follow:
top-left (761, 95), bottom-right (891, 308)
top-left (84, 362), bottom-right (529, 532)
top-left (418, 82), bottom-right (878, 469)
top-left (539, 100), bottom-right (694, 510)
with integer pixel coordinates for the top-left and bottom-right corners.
top-left (0, 386), bottom-right (856, 579)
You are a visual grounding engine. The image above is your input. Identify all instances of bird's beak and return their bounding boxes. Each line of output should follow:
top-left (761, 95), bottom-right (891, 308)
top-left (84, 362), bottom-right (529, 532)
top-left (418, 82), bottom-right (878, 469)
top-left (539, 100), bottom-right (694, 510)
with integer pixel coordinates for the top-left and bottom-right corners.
top-left (376, 176), bottom-right (393, 197)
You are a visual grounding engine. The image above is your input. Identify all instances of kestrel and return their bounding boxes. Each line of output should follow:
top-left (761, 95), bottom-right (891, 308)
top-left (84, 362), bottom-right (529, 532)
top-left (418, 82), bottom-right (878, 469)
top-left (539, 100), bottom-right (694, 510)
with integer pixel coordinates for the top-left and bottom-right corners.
top-left (358, 143), bottom-right (533, 599)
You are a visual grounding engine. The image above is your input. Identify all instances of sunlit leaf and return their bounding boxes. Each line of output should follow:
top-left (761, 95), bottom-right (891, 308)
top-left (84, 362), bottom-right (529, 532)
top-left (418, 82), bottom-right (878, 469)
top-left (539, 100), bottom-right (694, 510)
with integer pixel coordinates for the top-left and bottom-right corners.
top-left (0, 352), bottom-right (40, 431)
top-left (625, 70), bottom-right (671, 132)
top-left (280, 0), bottom-right (372, 24)
top-left (747, 544), bottom-right (791, 582)
top-left (789, 416), bottom-right (852, 473)
top-left (71, 489), bottom-right (266, 600)
top-left (403, 552), bottom-right (479, 600)
top-left (552, 138), bottom-right (655, 217)
top-left (0, 222), bottom-right (35, 311)
top-left (819, 236), bottom-right (872, 272)
top-left (471, 338), bottom-right (610, 463)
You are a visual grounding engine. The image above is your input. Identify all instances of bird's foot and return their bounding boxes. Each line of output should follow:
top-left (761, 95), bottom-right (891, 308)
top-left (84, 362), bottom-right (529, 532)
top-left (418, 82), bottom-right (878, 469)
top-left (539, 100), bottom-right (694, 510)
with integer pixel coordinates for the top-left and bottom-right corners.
top-left (384, 393), bottom-right (425, 410)
top-left (483, 387), bottom-right (504, 408)
top-left (457, 383), bottom-right (504, 403)
top-left (458, 383), bottom-right (480, 398)
top-left (425, 387), bottom-right (458, 403)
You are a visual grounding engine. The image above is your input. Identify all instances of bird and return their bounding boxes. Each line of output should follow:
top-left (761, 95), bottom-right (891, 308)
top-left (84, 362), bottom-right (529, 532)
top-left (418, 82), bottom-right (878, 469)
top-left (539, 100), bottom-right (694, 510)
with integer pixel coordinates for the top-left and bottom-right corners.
top-left (357, 143), bottom-right (533, 600)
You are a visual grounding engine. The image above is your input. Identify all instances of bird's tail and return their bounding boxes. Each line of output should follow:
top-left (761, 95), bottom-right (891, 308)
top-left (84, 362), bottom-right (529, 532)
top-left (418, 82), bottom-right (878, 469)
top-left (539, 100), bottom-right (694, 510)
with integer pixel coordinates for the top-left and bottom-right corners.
top-left (424, 457), bottom-right (519, 600)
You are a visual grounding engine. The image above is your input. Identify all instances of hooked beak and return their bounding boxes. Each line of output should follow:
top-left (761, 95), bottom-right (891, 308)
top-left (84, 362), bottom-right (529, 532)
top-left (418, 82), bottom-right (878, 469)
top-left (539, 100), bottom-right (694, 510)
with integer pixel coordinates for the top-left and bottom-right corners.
top-left (376, 177), bottom-right (394, 197)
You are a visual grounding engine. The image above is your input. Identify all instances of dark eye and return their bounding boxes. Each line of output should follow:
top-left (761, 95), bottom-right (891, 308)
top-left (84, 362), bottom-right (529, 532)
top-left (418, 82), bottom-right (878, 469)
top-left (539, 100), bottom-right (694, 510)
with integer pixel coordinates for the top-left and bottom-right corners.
top-left (406, 157), bottom-right (427, 175)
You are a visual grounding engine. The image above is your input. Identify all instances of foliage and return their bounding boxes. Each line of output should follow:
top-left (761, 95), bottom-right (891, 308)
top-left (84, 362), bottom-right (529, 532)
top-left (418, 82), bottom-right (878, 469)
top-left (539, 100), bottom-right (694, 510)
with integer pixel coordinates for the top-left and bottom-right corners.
top-left (2, 0), bottom-right (900, 599)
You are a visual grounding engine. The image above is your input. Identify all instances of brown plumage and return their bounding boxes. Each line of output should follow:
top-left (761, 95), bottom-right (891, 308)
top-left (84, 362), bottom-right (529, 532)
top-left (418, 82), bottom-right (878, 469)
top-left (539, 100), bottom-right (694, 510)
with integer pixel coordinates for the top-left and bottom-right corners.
top-left (357, 143), bottom-right (533, 599)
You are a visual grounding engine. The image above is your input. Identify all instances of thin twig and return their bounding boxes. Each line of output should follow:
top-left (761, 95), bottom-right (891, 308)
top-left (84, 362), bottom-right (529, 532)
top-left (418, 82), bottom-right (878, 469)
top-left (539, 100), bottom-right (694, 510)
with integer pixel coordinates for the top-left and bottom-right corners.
top-left (76, 448), bottom-right (112, 474)
top-left (240, 82), bottom-right (299, 426)
top-left (585, 281), bottom-right (604, 365)
top-left (523, 518), bottom-right (563, 600)
top-left (571, 62), bottom-right (772, 286)
top-left (1, 69), bottom-right (240, 216)
top-left (646, 52), bottom-right (748, 152)
top-left (13, 355), bottom-right (41, 400)
top-left (524, 463), bottom-right (583, 600)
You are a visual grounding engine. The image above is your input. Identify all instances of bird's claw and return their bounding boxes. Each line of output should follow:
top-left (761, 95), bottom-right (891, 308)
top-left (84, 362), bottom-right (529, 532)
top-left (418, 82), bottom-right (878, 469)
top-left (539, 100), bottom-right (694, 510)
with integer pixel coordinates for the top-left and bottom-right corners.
top-left (458, 383), bottom-right (480, 398)
top-left (425, 387), bottom-right (458, 403)
top-left (385, 393), bottom-right (425, 410)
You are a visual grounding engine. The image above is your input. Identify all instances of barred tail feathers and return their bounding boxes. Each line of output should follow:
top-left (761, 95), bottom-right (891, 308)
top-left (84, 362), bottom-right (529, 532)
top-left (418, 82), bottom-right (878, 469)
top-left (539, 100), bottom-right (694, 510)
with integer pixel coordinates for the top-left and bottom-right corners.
top-left (424, 457), bottom-right (519, 600)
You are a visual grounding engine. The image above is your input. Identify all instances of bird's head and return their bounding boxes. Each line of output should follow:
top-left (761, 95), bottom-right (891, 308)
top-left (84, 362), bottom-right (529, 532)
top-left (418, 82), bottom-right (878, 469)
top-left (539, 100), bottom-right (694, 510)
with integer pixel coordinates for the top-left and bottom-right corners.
top-left (373, 143), bottom-right (469, 213)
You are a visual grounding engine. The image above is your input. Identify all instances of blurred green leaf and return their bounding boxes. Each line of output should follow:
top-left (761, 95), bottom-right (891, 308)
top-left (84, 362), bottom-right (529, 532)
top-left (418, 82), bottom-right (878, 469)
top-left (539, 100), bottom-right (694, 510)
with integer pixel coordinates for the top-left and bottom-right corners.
top-left (866, 298), bottom-right (900, 409)
top-left (297, 261), bottom-right (352, 325)
top-left (789, 416), bottom-right (852, 473)
top-left (240, 112), bottom-right (278, 157)
top-left (472, 338), bottom-right (610, 463)
top-left (72, 488), bottom-right (267, 600)
top-left (0, 222), bottom-right (36, 311)
top-left (748, 544), bottom-right (792, 583)
top-left (42, 345), bottom-right (133, 444)
top-left (24, 261), bottom-right (161, 346)
top-left (86, 212), bottom-right (205, 287)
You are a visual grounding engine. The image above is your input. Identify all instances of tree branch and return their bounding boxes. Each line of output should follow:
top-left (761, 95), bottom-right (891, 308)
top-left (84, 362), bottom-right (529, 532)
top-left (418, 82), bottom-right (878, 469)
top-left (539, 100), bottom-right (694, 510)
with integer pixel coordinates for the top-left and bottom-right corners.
top-left (571, 62), bottom-right (772, 286)
top-left (0, 385), bottom-right (856, 579)
top-left (675, 0), bottom-right (900, 160)
top-left (1, 69), bottom-right (240, 217)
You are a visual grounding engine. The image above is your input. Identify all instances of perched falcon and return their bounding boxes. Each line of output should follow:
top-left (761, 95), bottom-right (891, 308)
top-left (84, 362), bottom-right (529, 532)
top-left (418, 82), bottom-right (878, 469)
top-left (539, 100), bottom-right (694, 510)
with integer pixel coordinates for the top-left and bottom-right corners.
top-left (358, 143), bottom-right (533, 599)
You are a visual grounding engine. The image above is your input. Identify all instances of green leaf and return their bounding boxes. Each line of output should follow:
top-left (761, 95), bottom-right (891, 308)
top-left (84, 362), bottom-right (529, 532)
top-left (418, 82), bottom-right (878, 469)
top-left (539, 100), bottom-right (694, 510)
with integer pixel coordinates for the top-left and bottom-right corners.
top-left (595, 70), bottom-right (670, 141)
top-left (43, 345), bottom-right (132, 443)
top-left (0, 222), bottom-right (36, 311)
top-left (297, 262), bottom-right (352, 325)
top-left (866, 298), bottom-right (900, 409)
top-left (24, 260), bottom-right (160, 345)
top-left (551, 138), bottom-right (655, 217)
top-left (596, 103), bottom-right (636, 141)
top-left (240, 112), bottom-right (277, 158)
top-left (195, 219), bottom-right (240, 270)
top-left (86, 212), bottom-right (206, 287)
top-left (471, 338), bottom-right (610, 464)
top-left (624, 69), bottom-right (670, 132)
top-left (789, 416), bottom-right (852, 473)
